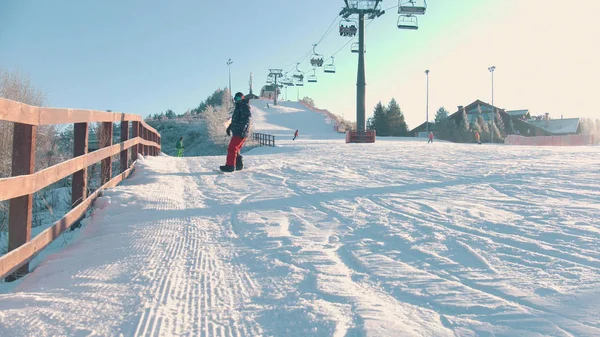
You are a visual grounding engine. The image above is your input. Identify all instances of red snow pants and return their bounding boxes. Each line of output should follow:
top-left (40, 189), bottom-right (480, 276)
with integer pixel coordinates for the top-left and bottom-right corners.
top-left (226, 136), bottom-right (246, 166)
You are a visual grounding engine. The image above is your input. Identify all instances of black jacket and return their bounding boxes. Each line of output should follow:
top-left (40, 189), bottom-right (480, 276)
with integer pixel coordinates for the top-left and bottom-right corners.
top-left (228, 99), bottom-right (251, 138)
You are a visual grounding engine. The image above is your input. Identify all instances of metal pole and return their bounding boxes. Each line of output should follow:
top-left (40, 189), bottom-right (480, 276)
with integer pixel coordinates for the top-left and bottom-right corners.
top-left (425, 70), bottom-right (429, 134)
top-left (356, 13), bottom-right (366, 134)
top-left (274, 75), bottom-right (278, 106)
top-left (490, 67), bottom-right (495, 144)
top-left (227, 59), bottom-right (233, 96)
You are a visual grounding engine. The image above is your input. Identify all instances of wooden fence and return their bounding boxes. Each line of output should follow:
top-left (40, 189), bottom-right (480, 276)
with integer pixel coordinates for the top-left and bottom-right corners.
top-left (252, 133), bottom-right (276, 147)
top-left (0, 97), bottom-right (161, 281)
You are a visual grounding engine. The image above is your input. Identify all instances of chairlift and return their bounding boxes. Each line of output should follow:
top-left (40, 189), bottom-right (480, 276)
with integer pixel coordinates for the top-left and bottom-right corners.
top-left (397, 15), bottom-right (418, 30)
top-left (351, 42), bottom-right (365, 53)
top-left (339, 19), bottom-right (358, 37)
top-left (281, 73), bottom-right (294, 86)
top-left (324, 56), bottom-right (336, 73)
top-left (310, 44), bottom-right (324, 67)
top-left (398, 0), bottom-right (427, 15)
top-left (293, 63), bottom-right (304, 86)
top-left (266, 74), bottom-right (274, 84)
top-left (307, 69), bottom-right (318, 83)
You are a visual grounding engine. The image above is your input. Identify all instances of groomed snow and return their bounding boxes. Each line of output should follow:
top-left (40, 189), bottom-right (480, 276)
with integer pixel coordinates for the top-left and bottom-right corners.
top-left (0, 101), bottom-right (599, 336)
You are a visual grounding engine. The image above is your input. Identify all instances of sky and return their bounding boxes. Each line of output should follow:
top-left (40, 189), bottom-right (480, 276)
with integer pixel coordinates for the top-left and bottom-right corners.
top-left (1, 0), bottom-right (599, 130)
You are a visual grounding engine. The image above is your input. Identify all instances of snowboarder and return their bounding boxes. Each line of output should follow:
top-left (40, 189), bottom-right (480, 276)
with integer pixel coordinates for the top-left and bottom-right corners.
top-left (475, 131), bottom-right (481, 144)
top-left (220, 92), bottom-right (251, 172)
top-left (176, 137), bottom-right (184, 157)
top-left (427, 132), bottom-right (434, 144)
top-left (293, 130), bottom-right (299, 141)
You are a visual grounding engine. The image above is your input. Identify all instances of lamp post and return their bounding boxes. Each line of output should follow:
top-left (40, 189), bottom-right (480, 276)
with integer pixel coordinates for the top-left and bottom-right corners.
top-left (488, 65), bottom-right (496, 144)
top-left (425, 69), bottom-right (430, 135)
top-left (227, 59), bottom-right (233, 96)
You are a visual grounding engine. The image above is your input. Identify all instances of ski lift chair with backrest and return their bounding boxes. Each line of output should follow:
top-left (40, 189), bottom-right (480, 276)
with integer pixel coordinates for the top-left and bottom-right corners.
top-left (307, 69), bottom-right (318, 83)
top-left (324, 56), bottom-right (336, 73)
top-left (398, 0), bottom-right (427, 15)
top-left (397, 15), bottom-right (418, 30)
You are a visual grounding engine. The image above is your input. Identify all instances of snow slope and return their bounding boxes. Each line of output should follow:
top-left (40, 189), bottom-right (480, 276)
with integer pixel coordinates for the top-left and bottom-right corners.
top-left (250, 99), bottom-right (345, 141)
top-left (1, 106), bottom-right (600, 336)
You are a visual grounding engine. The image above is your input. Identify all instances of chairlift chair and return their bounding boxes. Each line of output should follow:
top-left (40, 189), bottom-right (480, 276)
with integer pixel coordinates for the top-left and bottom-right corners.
top-left (281, 73), bottom-right (294, 86)
top-left (293, 64), bottom-right (304, 86)
top-left (324, 56), bottom-right (336, 73)
top-left (351, 42), bottom-right (366, 53)
top-left (339, 19), bottom-right (358, 37)
top-left (307, 69), bottom-right (318, 83)
top-left (310, 44), bottom-right (325, 67)
top-left (397, 15), bottom-right (418, 30)
top-left (398, 0), bottom-right (427, 15)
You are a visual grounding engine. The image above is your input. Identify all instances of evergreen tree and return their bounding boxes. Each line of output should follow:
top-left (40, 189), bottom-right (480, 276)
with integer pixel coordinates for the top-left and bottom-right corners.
top-left (458, 108), bottom-right (471, 142)
top-left (366, 117), bottom-right (374, 131)
top-left (386, 98), bottom-right (408, 136)
top-left (494, 108), bottom-right (506, 140)
top-left (371, 101), bottom-right (388, 136)
top-left (165, 109), bottom-right (176, 119)
top-left (434, 107), bottom-right (453, 141)
top-left (475, 104), bottom-right (490, 143)
top-left (470, 121), bottom-right (481, 143)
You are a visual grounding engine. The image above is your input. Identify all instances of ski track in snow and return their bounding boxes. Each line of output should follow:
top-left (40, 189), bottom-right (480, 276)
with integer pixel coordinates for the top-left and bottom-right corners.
top-left (0, 99), bottom-right (599, 336)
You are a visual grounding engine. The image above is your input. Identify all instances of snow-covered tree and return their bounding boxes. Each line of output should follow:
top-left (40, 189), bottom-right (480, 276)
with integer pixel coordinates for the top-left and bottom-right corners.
top-left (458, 108), bottom-right (471, 143)
top-left (476, 105), bottom-right (490, 143)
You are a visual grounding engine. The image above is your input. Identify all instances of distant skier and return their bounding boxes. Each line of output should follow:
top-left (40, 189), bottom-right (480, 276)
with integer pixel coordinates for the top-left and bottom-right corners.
top-left (475, 131), bottom-right (481, 144)
top-left (176, 137), bottom-right (184, 157)
top-left (293, 130), bottom-right (299, 141)
top-left (427, 132), bottom-right (434, 144)
top-left (220, 92), bottom-right (251, 172)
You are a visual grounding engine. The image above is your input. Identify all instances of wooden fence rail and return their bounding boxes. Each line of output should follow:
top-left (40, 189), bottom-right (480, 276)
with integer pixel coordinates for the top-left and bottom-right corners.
top-left (0, 97), bottom-right (161, 281)
top-left (252, 133), bottom-right (275, 147)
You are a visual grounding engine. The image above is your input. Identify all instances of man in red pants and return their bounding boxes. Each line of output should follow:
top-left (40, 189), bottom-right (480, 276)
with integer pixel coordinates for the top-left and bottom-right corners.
top-left (220, 92), bottom-right (252, 172)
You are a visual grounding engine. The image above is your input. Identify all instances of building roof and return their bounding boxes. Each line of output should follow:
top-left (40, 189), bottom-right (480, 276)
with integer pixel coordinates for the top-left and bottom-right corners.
top-left (409, 121), bottom-right (435, 133)
top-left (507, 109), bottom-right (529, 117)
top-left (526, 118), bottom-right (580, 135)
top-left (448, 99), bottom-right (506, 119)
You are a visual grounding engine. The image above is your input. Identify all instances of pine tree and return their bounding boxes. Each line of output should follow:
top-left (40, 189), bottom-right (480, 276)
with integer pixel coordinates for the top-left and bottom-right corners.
top-left (434, 107), bottom-right (452, 141)
top-left (458, 108), bottom-right (471, 142)
top-left (371, 101), bottom-right (388, 136)
top-left (476, 104), bottom-right (490, 143)
top-left (470, 121), bottom-right (481, 143)
top-left (386, 98), bottom-right (408, 137)
top-left (494, 109), bottom-right (506, 140)
top-left (165, 109), bottom-right (176, 119)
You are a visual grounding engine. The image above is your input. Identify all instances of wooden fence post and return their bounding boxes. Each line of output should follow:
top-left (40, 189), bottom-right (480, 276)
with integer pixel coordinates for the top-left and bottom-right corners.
top-left (143, 127), bottom-right (148, 156)
top-left (120, 121), bottom-right (129, 172)
top-left (101, 122), bottom-right (113, 184)
top-left (72, 123), bottom-right (88, 208)
top-left (138, 123), bottom-right (143, 157)
top-left (131, 121), bottom-right (139, 162)
top-left (152, 133), bottom-right (156, 156)
top-left (6, 123), bottom-right (36, 281)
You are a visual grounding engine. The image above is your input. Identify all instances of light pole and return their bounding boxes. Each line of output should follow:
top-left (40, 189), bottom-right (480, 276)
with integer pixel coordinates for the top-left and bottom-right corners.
top-left (488, 65), bottom-right (496, 144)
top-left (227, 59), bottom-right (233, 96)
top-left (425, 69), bottom-right (430, 135)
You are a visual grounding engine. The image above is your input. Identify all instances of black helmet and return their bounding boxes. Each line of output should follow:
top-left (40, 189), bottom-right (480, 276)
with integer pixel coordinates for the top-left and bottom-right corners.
top-left (234, 92), bottom-right (245, 102)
